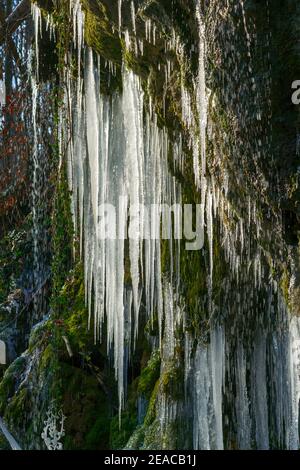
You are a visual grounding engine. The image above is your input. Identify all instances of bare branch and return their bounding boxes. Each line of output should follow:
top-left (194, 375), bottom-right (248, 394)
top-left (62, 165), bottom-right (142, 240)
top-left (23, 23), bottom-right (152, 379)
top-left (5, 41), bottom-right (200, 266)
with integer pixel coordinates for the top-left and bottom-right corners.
top-left (0, 0), bottom-right (31, 45)
top-left (0, 4), bottom-right (27, 76)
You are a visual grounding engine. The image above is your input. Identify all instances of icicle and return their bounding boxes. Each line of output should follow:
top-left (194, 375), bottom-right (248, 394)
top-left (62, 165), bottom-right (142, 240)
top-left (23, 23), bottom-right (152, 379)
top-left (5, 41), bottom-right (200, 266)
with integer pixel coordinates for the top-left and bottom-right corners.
top-left (46, 14), bottom-right (56, 42)
top-left (118, 0), bottom-right (122, 32)
top-left (65, 70), bottom-right (76, 230)
top-left (193, 140), bottom-right (201, 189)
top-left (163, 283), bottom-right (175, 359)
top-left (184, 333), bottom-right (192, 395)
top-left (192, 323), bottom-right (225, 450)
top-left (131, 1), bottom-right (136, 35)
top-left (235, 342), bottom-right (251, 449)
top-left (31, 3), bottom-right (42, 79)
top-left (123, 70), bottom-right (144, 340)
top-left (195, 2), bottom-right (207, 182)
top-left (193, 345), bottom-right (211, 450)
top-left (251, 330), bottom-right (269, 449)
top-left (153, 24), bottom-right (157, 45)
top-left (124, 30), bottom-right (131, 51)
top-left (206, 186), bottom-right (213, 281)
top-left (85, 49), bottom-right (99, 224)
top-left (73, 0), bottom-right (85, 79)
top-left (288, 316), bottom-right (300, 449)
top-left (210, 323), bottom-right (225, 449)
top-left (0, 80), bottom-right (6, 107)
top-left (71, 0), bottom-right (85, 50)
top-left (138, 39), bottom-right (144, 56)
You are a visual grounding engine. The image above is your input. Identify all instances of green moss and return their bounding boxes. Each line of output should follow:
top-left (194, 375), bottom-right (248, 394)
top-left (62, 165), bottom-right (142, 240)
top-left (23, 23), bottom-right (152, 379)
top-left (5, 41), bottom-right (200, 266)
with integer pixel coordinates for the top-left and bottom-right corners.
top-left (0, 357), bottom-right (26, 414)
top-left (39, 344), bottom-right (55, 372)
top-left (82, 2), bottom-right (123, 93)
top-left (160, 360), bottom-right (184, 401)
top-left (84, 8), bottom-right (121, 63)
top-left (84, 414), bottom-right (111, 449)
top-left (281, 269), bottom-right (291, 308)
top-left (138, 350), bottom-right (161, 400)
top-left (144, 379), bottom-right (160, 427)
top-left (122, 45), bottom-right (150, 81)
top-left (5, 388), bottom-right (30, 424)
top-left (110, 410), bottom-right (138, 450)
top-left (51, 262), bottom-right (94, 355)
top-left (0, 375), bottom-right (15, 414)
top-left (51, 166), bottom-right (74, 309)
top-left (110, 376), bottom-right (139, 449)
top-left (60, 362), bottom-right (111, 450)
top-left (124, 424), bottom-right (146, 450)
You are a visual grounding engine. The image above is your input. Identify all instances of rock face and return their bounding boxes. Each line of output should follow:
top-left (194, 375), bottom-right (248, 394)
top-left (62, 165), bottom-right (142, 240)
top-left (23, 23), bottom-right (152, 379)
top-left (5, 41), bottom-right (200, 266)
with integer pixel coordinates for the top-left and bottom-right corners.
top-left (0, 0), bottom-right (299, 450)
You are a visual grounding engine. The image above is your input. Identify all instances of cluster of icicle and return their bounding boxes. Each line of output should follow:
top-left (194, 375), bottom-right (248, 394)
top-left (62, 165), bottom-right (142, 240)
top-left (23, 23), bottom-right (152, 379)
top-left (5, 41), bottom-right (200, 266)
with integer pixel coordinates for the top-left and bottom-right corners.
top-left (62, 1), bottom-right (194, 418)
top-left (67, 52), bottom-right (182, 415)
top-left (156, 280), bottom-right (300, 450)
top-left (184, 295), bottom-right (300, 450)
top-left (180, 0), bottom-right (300, 450)
top-left (62, 1), bottom-right (185, 418)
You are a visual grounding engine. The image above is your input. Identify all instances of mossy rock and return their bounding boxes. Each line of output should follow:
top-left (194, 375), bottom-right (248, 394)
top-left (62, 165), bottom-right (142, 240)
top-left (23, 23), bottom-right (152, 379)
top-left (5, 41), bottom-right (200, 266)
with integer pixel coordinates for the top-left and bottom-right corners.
top-left (138, 350), bottom-right (161, 400)
top-left (0, 356), bottom-right (27, 415)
